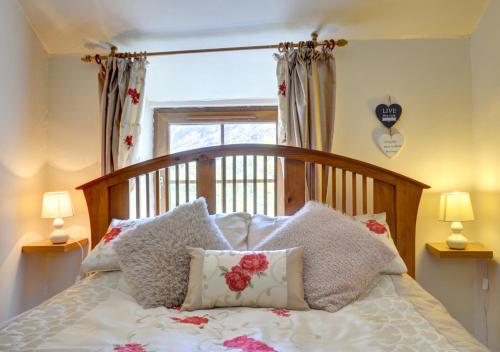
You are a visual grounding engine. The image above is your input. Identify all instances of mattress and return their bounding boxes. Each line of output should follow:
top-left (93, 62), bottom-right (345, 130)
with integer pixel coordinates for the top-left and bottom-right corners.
top-left (0, 271), bottom-right (487, 352)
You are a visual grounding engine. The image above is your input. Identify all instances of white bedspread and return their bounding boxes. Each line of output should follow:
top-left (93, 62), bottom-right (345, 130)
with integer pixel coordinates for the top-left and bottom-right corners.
top-left (0, 271), bottom-right (487, 352)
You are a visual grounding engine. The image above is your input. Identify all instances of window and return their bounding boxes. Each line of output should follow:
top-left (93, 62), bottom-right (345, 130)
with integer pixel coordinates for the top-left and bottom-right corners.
top-left (154, 106), bottom-right (277, 156)
top-left (152, 106), bottom-right (279, 215)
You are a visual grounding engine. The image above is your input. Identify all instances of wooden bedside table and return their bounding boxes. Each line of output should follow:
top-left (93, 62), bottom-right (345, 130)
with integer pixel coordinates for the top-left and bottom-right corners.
top-left (426, 242), bottom-right (493, 259)
top-left (22, 237), bottom-right (89, 253)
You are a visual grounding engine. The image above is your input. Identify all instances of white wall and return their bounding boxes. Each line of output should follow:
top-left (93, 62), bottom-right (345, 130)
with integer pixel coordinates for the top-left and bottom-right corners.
top-left (0, 1), bottom-right (95, 325)
top-left (471, 0), bottom-right (500, 349)
top-left (0, 0), bottom-right (49, 323)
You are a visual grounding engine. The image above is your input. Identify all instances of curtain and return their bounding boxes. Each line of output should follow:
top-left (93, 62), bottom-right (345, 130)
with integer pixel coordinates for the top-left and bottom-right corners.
top-left (275, 47), bottom-right (336, 203)
top-left (98, 57), bottom-right (147, 174)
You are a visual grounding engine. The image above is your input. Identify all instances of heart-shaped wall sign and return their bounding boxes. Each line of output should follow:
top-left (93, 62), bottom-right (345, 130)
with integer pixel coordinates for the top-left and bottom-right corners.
top-left (375, 104), bottom-right (402, 128)
top-left (377, 131), bottom-right (404, 158)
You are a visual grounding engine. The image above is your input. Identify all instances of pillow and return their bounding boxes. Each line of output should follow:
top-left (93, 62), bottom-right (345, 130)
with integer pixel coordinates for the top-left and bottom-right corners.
top-left (248, 214), bottom-right (290, 249)
top-left (210, 212), bottom-right (251, 250)
top-left (182, 247), bottom-right (308, 311)
top-left (353, 213), bottom-right (408, 274)
top-left (81, 218), bottom-right (149, 273)
top-left (81, 212), bottom-right (249, 273)
top-left (113, 198), bottom-right (232, 308)
top-left (254, 201), bottom-right (395, 312)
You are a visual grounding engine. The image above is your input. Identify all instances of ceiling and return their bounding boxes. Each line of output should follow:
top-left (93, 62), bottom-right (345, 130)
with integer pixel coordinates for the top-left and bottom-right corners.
top-left (18, 0), bottom-right (488, 55)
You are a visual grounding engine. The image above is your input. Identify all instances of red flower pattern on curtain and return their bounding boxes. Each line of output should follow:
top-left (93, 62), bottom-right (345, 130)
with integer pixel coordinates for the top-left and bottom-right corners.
top-left (128, 88), bottom-right (140, 104)
top-left (124, 135), bottom-right (134, 149)
top-left (278, 80), bottom-right (286, 96)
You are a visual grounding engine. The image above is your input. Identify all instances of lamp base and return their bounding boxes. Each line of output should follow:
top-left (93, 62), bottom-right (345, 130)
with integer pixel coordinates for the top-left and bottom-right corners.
top-left (50, 218), bottom-right (69, 244)
top-left (446, 221), bottom-right (468, 249)
top-left (50, 229), bottom-right (69, 244)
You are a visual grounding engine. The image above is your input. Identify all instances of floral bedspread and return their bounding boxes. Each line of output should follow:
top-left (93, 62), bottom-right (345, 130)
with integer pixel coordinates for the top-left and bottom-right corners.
top-left (0, 272), bottom-right (487, 352)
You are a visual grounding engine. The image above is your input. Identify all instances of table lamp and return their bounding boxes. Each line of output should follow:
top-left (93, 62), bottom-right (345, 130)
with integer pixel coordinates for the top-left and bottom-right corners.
top-left (41, 191), bottom-right (75, 244)
top-left (438, 192), bottom-right (474, 249)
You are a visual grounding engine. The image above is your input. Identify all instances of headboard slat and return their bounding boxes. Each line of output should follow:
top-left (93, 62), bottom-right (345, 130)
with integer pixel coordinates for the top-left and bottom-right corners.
top-left (196, 158), bottom-right (216, 213)
top-left (283, 158), bottom-right (306, 215)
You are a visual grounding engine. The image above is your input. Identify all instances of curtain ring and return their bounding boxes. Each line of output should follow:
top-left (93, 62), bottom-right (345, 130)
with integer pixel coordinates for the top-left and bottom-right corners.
top-left (94, 54), bottom-right (102, 64)
top-left (278, 42), bottom-right (284, 53)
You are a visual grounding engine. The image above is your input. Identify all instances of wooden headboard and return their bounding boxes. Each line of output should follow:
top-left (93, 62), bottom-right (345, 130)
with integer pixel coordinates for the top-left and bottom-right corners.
top-left (77, 144), bottom-right (429, 277)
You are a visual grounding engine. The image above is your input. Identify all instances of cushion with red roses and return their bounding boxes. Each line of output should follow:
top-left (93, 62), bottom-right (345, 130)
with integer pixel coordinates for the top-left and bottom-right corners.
top-left (353, 213), bottom-right (407, 274)
top-left (182, 247), bottom-right (309, 311)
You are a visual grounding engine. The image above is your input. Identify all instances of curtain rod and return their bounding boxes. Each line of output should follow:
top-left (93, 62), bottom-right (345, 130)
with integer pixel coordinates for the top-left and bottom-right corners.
top-left (81, 33), bottom-right (348, 63)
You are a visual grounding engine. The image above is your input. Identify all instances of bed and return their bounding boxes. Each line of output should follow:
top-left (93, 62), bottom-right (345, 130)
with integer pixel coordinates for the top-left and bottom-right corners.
top-left (0, 145), bottom-right (488, 351)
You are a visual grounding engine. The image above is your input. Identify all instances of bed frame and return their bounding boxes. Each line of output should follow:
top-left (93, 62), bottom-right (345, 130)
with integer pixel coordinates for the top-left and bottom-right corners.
top-left (77, 144), bottom-right (429, 277)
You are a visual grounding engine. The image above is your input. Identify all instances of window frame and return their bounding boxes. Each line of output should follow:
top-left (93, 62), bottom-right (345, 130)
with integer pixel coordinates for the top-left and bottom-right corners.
top-left (153, 106), bottom-right (278, 157)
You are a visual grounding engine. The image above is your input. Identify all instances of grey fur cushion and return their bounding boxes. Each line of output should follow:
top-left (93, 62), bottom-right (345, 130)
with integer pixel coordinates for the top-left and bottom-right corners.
top-left (254, 201), bottom-right (395, 312)
top-left (113, 198), bottom-right (232, 308)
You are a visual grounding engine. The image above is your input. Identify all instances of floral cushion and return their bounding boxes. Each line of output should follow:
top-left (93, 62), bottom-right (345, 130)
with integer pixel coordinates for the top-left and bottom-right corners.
top-left (353, 213), bottom-right (407, 274)
top-left (182, 247), bottom-right (309, 311)
top-left (81, 218), bottom-right (149, 274)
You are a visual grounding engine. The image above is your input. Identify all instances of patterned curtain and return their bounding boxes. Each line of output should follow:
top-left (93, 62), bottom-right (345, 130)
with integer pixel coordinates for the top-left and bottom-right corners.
top-left (275, 47), bottom-right (336, 203)
top-left (98, 57), bottom-right (147, 174)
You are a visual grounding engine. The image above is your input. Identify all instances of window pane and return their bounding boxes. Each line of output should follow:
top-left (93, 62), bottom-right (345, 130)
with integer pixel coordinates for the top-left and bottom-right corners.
top-left (169, 124), bottom-right (221, 153)
top-left (224, 123), bottom-right (276, 145)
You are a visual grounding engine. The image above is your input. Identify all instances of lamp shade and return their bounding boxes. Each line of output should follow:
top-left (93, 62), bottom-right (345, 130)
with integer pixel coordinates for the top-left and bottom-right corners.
top-left (438, 192), bottom-right (474, 222)
top-left (41, 191), bottom-right (74, 219)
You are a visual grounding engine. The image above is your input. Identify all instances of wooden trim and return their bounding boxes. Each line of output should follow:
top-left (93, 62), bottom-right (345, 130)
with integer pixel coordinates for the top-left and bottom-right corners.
top-left (78, 145), bottom-right (429, 190)
top-left (426, 243), bottom-right (493, 259)
top-left (155, 106), bottom-right (277, 123)
top-left (22, 238), bottom-right (89, 253)
top-left (77, 144), bottom-right (429, 278)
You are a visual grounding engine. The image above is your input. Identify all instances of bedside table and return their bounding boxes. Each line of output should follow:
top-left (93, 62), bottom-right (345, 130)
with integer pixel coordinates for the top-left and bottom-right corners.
top-left (426, 242), bottom-right (493, 259)
top-left (22, 237), bottom-right (89, 253)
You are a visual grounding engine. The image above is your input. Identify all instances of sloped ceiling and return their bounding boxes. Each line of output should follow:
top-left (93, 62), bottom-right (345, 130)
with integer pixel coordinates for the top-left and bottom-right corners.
top-left (18, 0), bottom-right (488, 55)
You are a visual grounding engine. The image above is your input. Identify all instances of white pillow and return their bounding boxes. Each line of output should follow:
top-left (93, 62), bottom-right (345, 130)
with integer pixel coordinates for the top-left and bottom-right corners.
top-left (353, 213), bottom-right (407, 274)
top-left (81, 213), bottom-right (251, 273)
top-left (210, 212), bottom-right (251, 250)
top-left (248, 214), bottom-right (290, 249)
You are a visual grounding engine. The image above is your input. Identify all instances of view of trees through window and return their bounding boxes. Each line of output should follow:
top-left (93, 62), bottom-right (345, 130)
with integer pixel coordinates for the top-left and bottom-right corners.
top-left (169, 122), bottom-right (276, 153)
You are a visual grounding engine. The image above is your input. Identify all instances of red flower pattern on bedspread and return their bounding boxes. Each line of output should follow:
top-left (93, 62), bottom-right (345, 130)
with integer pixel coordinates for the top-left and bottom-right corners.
top-left (103, 227), bottom-right (122, 243)
top-left (224, 265), bottom-right (252, 292)
top-left (113, 343), bottom-right (146, 352)
top-left (239, 253), bottom-right (269, 275)
top-left (128, 88), bottom-right (140, 104)
top-left (365, 220), bottom-right (387, 235)
top-left (171, 315), bottom-right (209, 328)
top-left (271, 308), bottom-right (290, 317)
top-left (223, 335), bottom-right (277, 352)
